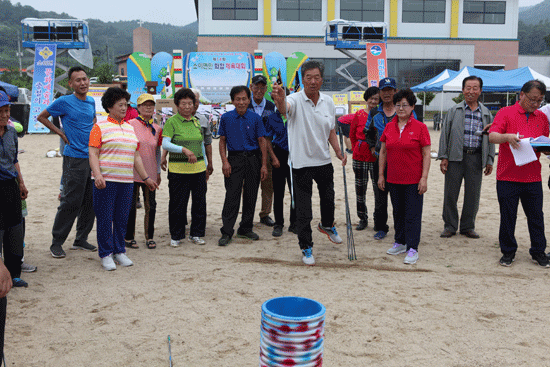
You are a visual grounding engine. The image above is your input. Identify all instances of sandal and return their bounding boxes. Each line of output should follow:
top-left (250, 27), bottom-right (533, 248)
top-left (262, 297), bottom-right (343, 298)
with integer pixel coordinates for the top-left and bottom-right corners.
top-left (146, 240), bottom-right (156, 249)
top-left (125, 240), bottom-right (139, 249)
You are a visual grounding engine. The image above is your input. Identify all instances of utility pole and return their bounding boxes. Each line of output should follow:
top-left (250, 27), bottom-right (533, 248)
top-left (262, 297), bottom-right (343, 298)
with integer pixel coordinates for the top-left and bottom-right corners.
top-left (16, 30), bottom-right (24, 76)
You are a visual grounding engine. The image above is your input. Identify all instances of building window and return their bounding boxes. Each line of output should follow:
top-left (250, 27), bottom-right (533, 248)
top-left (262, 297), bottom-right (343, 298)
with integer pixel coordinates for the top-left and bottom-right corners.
top-left (340, 0), bottom-right (384, 22)
top-left (121, 68), bottom-right (125, 76)
top-left (212, 0), bottom-right (258, 20)
top-left (277, 0), bottom-right (322, 21)
top-left (463, 1), bottom-right (505, 24)
top-left (402, 0), bottom-right (446, 23)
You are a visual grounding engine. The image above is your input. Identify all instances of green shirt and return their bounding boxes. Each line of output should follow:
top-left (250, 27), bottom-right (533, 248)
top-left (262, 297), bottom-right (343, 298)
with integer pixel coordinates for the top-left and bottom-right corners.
top-left (163, 114), bottom-right (205, 174)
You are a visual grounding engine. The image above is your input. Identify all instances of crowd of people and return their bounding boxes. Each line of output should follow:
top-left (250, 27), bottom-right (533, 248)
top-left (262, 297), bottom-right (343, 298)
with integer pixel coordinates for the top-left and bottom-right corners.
top-left (3, 61), bottom-right (550, 362)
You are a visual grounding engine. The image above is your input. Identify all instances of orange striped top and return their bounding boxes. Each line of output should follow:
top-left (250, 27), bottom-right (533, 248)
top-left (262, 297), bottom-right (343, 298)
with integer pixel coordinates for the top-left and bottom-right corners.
top-left (89, 116), bottom-right (139, 183)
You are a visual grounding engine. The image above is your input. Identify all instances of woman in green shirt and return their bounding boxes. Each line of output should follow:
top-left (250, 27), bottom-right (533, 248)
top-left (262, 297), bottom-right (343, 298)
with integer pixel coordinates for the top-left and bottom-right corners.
top-left (162, 88), bottom-right (207, 247)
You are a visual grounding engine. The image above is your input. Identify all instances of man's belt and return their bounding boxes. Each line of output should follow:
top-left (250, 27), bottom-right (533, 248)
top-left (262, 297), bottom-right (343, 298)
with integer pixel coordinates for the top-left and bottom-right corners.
top-left (228, 150), bottom-right (260, 157)
top-left (463, 147), bottom-right (482, 154)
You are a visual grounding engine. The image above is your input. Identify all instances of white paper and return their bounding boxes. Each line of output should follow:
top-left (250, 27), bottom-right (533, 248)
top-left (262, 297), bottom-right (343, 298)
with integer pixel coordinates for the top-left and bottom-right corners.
top-left (511, 137), bottom-right (537, 166)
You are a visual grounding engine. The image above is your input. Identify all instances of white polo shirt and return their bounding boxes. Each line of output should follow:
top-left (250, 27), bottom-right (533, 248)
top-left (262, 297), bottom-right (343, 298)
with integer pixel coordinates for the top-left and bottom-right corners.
top-left (287, 90), bottom-right (336, 169)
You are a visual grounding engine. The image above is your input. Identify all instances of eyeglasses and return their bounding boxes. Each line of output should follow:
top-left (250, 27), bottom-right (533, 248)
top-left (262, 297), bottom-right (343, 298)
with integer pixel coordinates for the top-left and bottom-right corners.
top-left (395, 104), bottom-right (411, 110)
top-left (523, 93), bottom-right (544, 106)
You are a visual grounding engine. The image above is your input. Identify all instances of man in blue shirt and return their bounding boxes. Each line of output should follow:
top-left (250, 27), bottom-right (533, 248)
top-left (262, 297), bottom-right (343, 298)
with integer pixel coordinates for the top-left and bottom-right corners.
top-left (265, 109), bottom-right (296, 237)
top-left (37, 66), bottom-right (97, 258)
top-left (248, 75), bottom-right (277, 227)
top-left (218, 85), bottom-right (268, 246)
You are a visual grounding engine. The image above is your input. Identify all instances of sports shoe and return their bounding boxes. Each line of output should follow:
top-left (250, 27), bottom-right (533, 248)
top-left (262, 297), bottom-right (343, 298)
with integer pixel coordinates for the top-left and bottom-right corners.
top-left (374, 231), bottom-right (387, 240)
top-left (189, 236), bottom-right (205, 245)
top-left (387, 243), bottom-right (407, 255)
top-left (260, 216), bottom-right (275, 226)
top-left (531, 252), bottom-right (550, 268)
top-left (272, 225), bottom-right (283, 237)
top-left (101, 255), bottom-right (116, 271)
top-left (218, 234), bottom-right (232, 246)
top-left (499, 253), bottom-right (514, 267)
top-left (236, 231), bottom-right (260, 240)
top-left (50, 244), bottom-right (66, 258)
top-left (356, 219), bottom-right (368, 231)
top-left (404, 248), bottom-right (419, 264)
top-left (317, 223), bottom-right (343, 244)
top-left (12, 278), bottom-right (28, 287)
top-left (71, 242), bottom-right (97, 252)
top-left (21, 262), bottom-right (37, 273)
top-left (114, 253), bottom-right (133, 267)
top-left (170, 239), bottom-right (181, 247)
top-left (302, 248), bottom-right (315, 266)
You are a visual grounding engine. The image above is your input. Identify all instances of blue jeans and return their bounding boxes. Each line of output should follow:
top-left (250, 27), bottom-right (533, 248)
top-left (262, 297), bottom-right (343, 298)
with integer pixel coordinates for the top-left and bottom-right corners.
top-left (388, 183), bottom-right (424, 251)
top-left (93, 181), bottom-right (134, 258)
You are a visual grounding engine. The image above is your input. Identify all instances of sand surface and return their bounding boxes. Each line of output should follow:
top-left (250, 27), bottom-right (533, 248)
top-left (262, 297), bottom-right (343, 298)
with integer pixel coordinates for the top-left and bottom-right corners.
top-left (6, 130), bottom-right (550, 366)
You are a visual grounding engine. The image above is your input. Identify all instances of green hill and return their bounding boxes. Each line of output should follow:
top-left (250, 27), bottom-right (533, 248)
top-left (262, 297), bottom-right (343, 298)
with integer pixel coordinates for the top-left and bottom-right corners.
top-left (0, 0), bottom-right (197, 68)
top-left (519, 0), bottom-right (550, 25)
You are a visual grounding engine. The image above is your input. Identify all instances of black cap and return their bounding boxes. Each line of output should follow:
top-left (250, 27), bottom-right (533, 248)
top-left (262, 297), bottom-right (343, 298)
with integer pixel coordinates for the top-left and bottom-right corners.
top-left (252, 75), bottom-right (268, 85)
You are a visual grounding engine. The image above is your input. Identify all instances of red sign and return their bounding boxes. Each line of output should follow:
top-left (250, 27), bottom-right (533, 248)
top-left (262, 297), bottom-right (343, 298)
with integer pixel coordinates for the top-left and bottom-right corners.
top-left (366, 43), bottom-right (387, 87)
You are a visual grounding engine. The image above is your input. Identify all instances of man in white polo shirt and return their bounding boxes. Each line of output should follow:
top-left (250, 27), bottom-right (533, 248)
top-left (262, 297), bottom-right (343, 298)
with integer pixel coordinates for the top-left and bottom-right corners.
top-left (272, 60), bottom-right (347, 265)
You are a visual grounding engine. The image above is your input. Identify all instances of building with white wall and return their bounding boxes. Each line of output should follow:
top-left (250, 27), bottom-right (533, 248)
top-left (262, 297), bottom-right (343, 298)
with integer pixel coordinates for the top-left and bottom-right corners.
top-left (196, 0), bottom-right (519, 91)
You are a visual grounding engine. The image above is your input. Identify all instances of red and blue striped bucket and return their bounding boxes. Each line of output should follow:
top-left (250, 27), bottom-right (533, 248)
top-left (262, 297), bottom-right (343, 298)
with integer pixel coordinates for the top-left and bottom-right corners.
top-left (260, 297), bottom-right (325, 366)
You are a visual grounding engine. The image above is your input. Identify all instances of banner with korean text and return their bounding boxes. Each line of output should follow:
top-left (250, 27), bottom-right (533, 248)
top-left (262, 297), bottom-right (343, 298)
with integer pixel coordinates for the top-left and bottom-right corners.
top-left (28, 44), bottom-right (57, 133)
top-left (366, 43), bottom-right (387, 88)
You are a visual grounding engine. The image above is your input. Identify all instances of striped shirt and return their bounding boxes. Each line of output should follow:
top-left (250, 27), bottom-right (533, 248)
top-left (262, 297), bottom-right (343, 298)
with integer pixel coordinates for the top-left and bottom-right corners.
top-left (464, 105), bottom-right (483, 149)
top-left (89, 116), bottom-right (139, 183)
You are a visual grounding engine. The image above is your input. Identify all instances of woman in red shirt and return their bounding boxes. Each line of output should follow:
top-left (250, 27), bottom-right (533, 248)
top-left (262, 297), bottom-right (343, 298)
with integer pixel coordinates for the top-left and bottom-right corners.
top-left (349, 86), bottom-right (379, 230)
top-left (378, 89), bottom-right (431, 264)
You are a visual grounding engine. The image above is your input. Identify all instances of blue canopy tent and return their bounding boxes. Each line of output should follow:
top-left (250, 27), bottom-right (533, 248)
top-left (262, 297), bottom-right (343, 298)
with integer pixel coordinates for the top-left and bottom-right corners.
top-left (410, 69), bottom-right (458, 92)
top-left (0, 80), bottom-right (19, 100)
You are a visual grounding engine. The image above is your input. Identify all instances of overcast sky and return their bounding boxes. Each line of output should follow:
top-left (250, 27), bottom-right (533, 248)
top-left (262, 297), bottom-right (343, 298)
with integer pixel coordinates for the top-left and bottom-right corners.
top-left (14, 0), bottom-right (544, 27)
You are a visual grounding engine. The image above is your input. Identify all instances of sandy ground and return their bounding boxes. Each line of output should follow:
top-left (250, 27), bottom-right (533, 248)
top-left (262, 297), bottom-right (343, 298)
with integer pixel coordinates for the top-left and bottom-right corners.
top-left (5, 129), bottom-right (550, 366)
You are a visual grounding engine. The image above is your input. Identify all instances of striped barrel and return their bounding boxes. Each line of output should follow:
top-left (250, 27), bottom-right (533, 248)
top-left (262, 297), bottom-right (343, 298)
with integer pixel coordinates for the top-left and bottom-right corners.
top-left (259, 297), bottom-right (325, 367)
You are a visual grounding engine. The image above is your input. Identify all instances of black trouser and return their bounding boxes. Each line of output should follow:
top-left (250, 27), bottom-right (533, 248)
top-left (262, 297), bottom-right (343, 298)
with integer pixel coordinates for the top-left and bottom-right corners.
top-left (0, 296), bottom-right (5, 365)
top-left (221, 153), bottom-right (261, 237)
top-left (125, 183), bottom-right (157, 241)
top-left (51, 156), bottom-right (95, 247)
top-left (372, 157), bottom-right (389, 233)
top-left (497, 180), bottom-right (546, 256)
top-left (272, 146), bottom-right (296, 227)
top-left (0, 178), bottom-right (23, 279)
top-left (168, 171), bottom-right (207, 240)
top-left (292, 163), bottom-right (335, 250)
top-left (0, 222), bottom-right (24, 279)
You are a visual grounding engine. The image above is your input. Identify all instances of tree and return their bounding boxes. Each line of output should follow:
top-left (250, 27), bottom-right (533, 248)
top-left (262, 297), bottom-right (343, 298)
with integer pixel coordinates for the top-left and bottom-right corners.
top-left (416, 92), bottom-right (435, 106)
top-left (452, 93), bottom-right (464, 104)
top-left (92, 62), bottom-right (114, 84)
top-left (0, 69), bottom-right (32, 90)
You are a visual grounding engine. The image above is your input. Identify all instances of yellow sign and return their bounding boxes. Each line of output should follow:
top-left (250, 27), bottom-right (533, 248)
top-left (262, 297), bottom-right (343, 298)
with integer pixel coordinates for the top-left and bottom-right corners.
top-left (39, 47), bottom-right (53, 60)
top-left (332, 93), bottom-right (348, 105)
top-left (350, 91), bottom-right (364, 102)
top-left (350, 104), bottom-right (364, 114)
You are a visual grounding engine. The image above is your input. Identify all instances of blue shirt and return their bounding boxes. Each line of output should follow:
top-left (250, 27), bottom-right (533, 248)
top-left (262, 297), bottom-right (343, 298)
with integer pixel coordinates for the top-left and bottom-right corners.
top-left (0, 125), bottom-right (18, 180)
top-left (47, 94), bottom-right (96, 158)
top-left (218, 109), bottom-right (266, 151)
top-left (265, 111), bottom-right (288, 151)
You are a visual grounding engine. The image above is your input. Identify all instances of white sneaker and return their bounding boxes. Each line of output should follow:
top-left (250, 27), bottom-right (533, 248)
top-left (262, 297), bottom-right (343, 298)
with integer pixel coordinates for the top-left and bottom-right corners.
top-left (170, 239), bottom-right (181, 247)
top-left (189, 236), bottom-right (205, 245)
top-left (404, 248), bottom-right (418, 264)
top-left (302, 248), bottom-right (315, 266)
top-left (114, 253), bottom-right (134, 267)
top-left (101, 255), bottom-right (116, 271)
top-left (387, 243), bottom-right (407, 255)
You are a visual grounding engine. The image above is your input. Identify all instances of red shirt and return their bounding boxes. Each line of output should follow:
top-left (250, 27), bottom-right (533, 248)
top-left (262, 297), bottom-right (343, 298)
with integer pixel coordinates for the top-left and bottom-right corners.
top-left (489, 102), bottom-right (549, 183)
top-left (350, 109), bottom-right (376, 162)
top-left (380, 115), bottom-right (431, 184)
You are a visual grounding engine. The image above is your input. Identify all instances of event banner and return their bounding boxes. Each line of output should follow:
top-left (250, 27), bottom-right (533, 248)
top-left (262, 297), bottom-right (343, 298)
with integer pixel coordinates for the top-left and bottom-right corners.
top-left (185, 52), bottom-right (252, 104)
top-left (28, 43), bottom-right (57, 133)
top-left (366, 43), bottom-right (387, 88)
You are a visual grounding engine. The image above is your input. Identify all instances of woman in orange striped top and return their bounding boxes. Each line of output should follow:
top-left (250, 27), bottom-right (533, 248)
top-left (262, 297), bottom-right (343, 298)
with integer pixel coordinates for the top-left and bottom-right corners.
top-left (89, 88), bottom-right (158, 271)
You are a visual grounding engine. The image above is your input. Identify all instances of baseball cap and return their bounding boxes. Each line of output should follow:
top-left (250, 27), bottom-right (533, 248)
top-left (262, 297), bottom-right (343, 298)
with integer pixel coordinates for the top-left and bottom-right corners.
top-left (379, 78), bottom-right (396, 90)
top-left (0, 91), bottom-right (11, 108)
top-left (252, 75), bottom-right (268, 85)
top-left (137, 93), bottom-right (155, 105)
